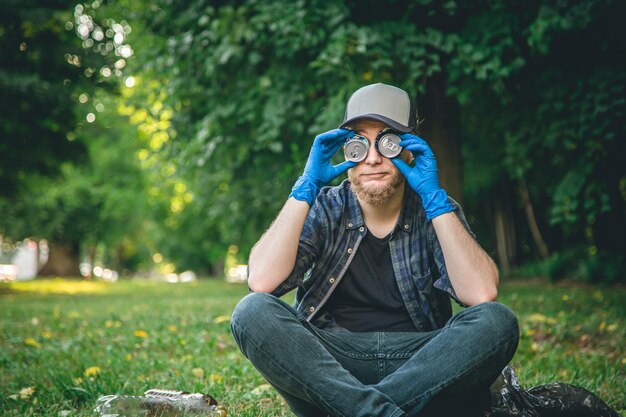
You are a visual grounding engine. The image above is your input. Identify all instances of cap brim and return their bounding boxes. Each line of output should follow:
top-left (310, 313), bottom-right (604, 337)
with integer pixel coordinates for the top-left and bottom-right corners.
top-left (340, 114), bottom-right (413, 133)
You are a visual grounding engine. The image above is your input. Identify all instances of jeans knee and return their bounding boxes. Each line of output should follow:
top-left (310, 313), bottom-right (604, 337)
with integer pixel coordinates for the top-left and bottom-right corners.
top-left (231, 292), bottom-right (274, 332)
top-left (231, 292), bottom-right (274, 352)
top-left (477, 302), bottom-right (519, 347)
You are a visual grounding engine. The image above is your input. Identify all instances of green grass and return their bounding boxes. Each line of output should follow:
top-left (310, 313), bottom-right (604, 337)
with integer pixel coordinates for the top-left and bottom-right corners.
top-left (1, 278), bottom-right (624, 416)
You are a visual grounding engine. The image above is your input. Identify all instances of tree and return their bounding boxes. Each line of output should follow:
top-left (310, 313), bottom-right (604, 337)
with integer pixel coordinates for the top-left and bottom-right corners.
top-left (0, 0), bottom-right (149, 276)
top-left (1, 90), bottom-right (152, 276)
top-left (449, 0), bottom-right (626, 280)
top-left (76, 0), bottom-right (625, 281)
top-left (114, 0), bottom-right (470, 270)
top-left (0, 1), bottom-right (86, 198)
top-left (9, 0), bottom-right (626, 279)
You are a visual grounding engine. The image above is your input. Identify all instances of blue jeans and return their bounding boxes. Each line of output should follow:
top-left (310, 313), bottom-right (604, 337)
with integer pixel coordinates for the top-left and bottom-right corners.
top-left (231, 292), bottom-right (519, 417)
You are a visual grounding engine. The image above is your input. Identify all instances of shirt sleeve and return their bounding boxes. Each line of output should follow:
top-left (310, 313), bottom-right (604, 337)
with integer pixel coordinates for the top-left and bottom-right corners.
top-left (428, 197), bottom-right (475, 306)
top-left (269, 201), bottom-right (327, 298)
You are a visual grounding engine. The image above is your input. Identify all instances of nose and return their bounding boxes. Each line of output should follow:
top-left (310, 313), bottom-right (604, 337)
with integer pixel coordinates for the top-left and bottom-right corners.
top-left (363, 139), bottom-right (382, 165)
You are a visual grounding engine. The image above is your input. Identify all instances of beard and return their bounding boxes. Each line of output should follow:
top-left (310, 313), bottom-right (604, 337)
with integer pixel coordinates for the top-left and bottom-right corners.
top-left (348, 167), bottom-right (405, 206)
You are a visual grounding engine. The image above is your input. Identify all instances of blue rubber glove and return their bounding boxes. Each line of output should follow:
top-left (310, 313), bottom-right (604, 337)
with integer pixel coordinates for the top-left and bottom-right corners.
top-left (391, 133), bottom-right (454, 220)
top-left (289, 128), bottom-right (357, 206)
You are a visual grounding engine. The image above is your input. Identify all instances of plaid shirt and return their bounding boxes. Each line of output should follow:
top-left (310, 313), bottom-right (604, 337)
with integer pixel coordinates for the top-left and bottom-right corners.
top-left (271, 179), bottom-right (475, 332)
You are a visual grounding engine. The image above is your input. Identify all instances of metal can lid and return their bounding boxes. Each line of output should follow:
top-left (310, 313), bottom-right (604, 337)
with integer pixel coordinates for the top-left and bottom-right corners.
top-left (377, 133), bottom-right (401, 158)
top-left (344, 137), bottom-right (369, 162)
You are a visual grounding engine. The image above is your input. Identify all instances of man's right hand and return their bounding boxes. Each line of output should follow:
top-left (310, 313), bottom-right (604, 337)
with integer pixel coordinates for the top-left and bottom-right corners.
top-left (289, 128), bottom-right (356, 206)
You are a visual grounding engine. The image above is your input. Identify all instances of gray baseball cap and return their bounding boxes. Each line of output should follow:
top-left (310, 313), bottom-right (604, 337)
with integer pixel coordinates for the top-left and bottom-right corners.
top-left (340, 83), bottom-right (416, 133)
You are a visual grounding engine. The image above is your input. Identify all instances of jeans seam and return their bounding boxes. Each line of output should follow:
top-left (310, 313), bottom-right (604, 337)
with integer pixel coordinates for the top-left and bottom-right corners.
top-left (310, 328), bottom-right (378, 360)
top-left (312, 329), bottom-right (421, 360)
top-left (232, 321), bottom-right (349, 417)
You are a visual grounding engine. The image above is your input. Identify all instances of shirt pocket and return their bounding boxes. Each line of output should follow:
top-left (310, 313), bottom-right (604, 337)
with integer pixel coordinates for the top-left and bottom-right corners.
top-left (412, 270), bottom-right (433, 295)
top-left (410, 271), bottom-right (436, 327)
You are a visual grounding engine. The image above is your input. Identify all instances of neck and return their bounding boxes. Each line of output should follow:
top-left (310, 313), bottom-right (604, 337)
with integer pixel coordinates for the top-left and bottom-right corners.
top-left (358, 181), bottom-right (405, 238)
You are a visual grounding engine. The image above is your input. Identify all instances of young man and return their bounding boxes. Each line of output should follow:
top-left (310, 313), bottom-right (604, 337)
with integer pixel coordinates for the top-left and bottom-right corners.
top-left (231, 83), bottom-right (519, 417)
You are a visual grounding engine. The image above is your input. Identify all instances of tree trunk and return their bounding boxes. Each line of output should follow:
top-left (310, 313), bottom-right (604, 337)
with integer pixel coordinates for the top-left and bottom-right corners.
top-left (38, 242), bottom-right (81, 277)
top-left (493, 197), bottom-right (517, 273)
top-left (86, 245), bottom-right (97, 279)
top-left (211, 259), bottom-right (225, 278)
top-left (518, 179), bottom-right (550, 260)
top-left (416, 72), bottom-right (463, 204)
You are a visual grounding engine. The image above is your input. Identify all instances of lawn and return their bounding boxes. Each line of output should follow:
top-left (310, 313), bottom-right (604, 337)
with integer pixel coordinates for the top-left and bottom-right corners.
top-left (1, 278), bottom-right (624, 416)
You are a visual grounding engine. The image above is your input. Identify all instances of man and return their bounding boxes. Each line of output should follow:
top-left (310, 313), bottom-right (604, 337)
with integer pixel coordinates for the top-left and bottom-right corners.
top-left (231, 83), bottom-right (519, 417)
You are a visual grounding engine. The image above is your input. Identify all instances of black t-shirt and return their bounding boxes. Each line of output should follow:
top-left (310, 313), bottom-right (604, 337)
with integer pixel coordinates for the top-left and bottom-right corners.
top-left (322, 230), bottom-right (417, 332)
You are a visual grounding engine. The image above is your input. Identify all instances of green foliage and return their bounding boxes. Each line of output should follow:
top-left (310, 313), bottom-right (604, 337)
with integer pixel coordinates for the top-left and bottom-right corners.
top-left (0, 1), bottom-right (85, 197)
top-left (452, 0), bottom-right (625, 279)
top-left (2, 0), bottom-right (623, 279)
top-left (547, 247), bottom-right (625, 284)
top-left (0, 91), bottom-right (152, 271)
top-left (113, 0), bottom-right (624, 279)
top-left (118, 0), bottom-right (487, 265)
top-left (508, 246), bottom-right (625, 285)
top-left (0, 0), bottom-right (152, 271)
top-left (0, 0), bottom-right (131, 196)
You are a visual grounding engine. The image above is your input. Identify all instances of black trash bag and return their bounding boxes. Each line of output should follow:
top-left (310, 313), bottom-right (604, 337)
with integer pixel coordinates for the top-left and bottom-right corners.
top-left (488, 366), bottom-right (621, 417)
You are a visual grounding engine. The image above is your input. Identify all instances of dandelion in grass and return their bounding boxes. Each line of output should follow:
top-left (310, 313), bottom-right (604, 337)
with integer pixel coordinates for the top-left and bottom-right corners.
top-left (24, 337), bottom-right (41, 348)
top-left (528, 313), bottom-right (547, 323)
top-left (84, 366), bottom-right (101, 377)
top-left (209, 373), bottom-right (223, 385)
top-left (191, 368), bottom-right (204, 378)
top-left (167, 324), bottom-right (178, 332)
top-left (133, 329), bottom-right (149, 338)
top-left (213, 315), bottom-right (230, 324)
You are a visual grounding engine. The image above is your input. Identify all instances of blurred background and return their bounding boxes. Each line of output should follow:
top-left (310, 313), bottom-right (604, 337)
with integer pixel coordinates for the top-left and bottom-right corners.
top-left (1, 0), bottom-right (624, 284)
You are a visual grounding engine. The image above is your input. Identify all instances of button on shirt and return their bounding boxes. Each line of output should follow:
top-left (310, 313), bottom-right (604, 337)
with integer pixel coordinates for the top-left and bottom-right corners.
top-left (271, 180), bottom-right (476, 332)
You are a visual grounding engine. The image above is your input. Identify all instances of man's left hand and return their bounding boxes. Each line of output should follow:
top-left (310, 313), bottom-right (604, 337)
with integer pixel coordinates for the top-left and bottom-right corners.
top-left (391, 133), bottom-right (454, 220)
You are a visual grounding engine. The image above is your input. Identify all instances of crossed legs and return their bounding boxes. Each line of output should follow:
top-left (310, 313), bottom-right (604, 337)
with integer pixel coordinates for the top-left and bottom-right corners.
top-left (231, 292), bottom-right (519, 417)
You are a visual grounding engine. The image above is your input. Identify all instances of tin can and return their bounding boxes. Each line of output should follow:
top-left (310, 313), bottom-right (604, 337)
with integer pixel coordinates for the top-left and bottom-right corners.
top-left (344, 136), bottom-right (369, 162)
top-left (376, 132), bottom-right (402, 158)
